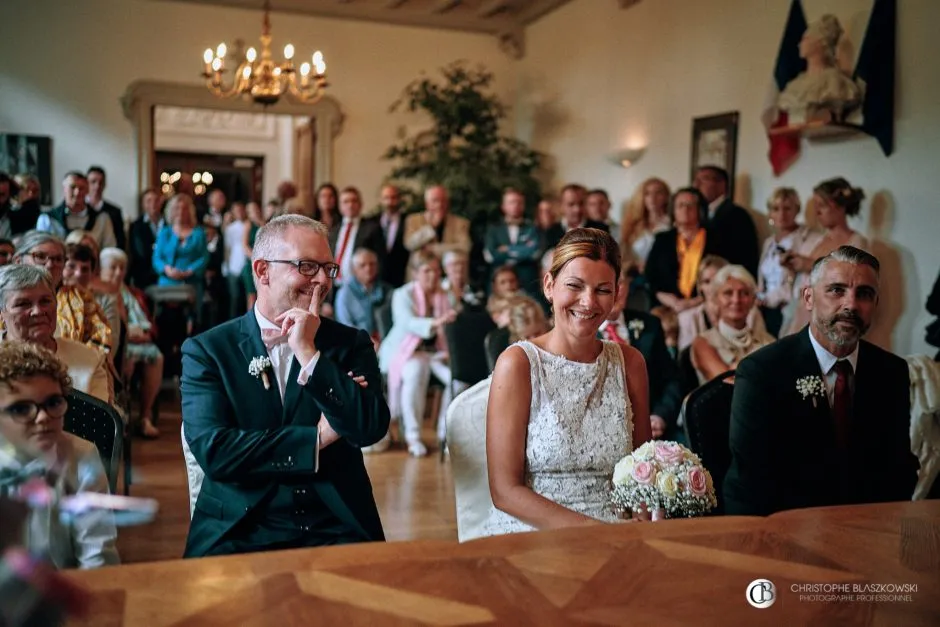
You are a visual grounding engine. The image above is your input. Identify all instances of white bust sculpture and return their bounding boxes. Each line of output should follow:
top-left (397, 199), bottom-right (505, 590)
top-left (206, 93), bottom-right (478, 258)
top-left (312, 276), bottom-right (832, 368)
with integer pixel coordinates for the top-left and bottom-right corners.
top-left (777, 14), bottom-right (864, 123)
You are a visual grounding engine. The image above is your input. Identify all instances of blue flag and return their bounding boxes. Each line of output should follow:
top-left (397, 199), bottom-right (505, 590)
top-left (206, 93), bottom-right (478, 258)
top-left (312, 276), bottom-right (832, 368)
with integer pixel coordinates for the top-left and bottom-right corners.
top-left (854, 0), bottom-right (896, 156)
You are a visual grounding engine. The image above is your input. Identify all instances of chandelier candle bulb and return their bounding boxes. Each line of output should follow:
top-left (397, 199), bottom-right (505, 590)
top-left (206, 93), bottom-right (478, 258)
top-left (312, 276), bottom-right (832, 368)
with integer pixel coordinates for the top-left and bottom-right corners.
top-left (246, 47), bottom-right (257, 63)
top-left (216, 43), bottom-right (227, 58)
top-left (203, 48), bottom-right (213, 64)
top-left (284, 44), bottom-right (294, 60)
top-left (300, 62), bottom-right (311, 77)
top-left (211, 58), bottom-right (222, 72)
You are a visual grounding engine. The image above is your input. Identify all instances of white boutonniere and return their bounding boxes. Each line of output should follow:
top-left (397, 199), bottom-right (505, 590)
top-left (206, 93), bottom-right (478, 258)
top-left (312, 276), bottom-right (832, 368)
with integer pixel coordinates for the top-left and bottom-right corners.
top-left (249, 356), bottom-right (273, 390)
top-left (628, 319), bottom-right (645, 340)
top-left (796, 375), bottom-right (826, 408)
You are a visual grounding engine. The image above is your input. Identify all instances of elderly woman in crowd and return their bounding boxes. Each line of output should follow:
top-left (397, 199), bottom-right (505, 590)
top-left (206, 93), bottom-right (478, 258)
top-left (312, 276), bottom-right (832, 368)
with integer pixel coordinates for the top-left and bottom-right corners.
top-left (0, 265), bottom-right (110, 402)
top-left (620, 177), bottom-right (673, 275)
top-left (100, 248), bottom-right (163, 439)
top-left (756, 187), bottom-right (817, 337)
top-left (378, 251), bottom-right (455, 457)
top-left (690, 265), bottom-right (775, 384)
top-left (442, 250), bottom-right (483, 312)
top-left (152, 194), bottom-right (209, 324)
top-left (0, 341), bottom-right (119, 569)
top-left (779, 177), bottom-right (870, 336)
top-left (13, 231), bottom-right (112, 355)
top-left (645, 187), bottom-right (716, 313)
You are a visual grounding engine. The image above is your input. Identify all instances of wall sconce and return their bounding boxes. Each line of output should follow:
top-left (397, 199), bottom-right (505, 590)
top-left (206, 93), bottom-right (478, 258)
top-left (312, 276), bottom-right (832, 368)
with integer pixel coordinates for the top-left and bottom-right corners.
top-left (608, 147), bottom-right (646, 168)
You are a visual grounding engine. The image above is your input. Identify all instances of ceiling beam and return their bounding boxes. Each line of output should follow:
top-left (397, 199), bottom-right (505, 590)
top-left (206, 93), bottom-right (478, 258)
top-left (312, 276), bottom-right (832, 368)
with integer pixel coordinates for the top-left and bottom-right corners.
top-left (478, 0), bottom-right (514, 18)
top-left (433, 0), bottom-right (461, 13)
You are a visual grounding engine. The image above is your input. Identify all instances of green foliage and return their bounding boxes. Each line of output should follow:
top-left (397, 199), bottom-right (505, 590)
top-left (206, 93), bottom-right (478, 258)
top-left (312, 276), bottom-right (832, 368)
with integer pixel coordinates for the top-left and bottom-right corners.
top-left (383, 61), bottom-right (542, 222)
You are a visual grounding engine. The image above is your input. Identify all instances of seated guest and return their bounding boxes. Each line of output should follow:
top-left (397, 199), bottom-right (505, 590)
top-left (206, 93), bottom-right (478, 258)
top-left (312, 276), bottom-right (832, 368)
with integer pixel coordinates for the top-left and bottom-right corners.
top-left (600, 265), bottom-right (682, 440)
top-left (677, 254), bottom-right (728, 351)
top-left (486, 265), bottom-right (520, 324)
top-left (0, 341), bottom-right (119, 568)
top-left (127, 188), bottom-right (165, 290)
top-left (779, 177), bottom-right (870, 336)
top-left (757, 187), bottom-right (817, 337)
top-left (650, 305), bottom-right (679, 359)
top-left (404, 186), bottom-right (471, 264)
top-left (483, 189), bottom-right (541, 297)
top-left (378, 251), bottom-right (455, 457)
top-left (334, 248), bottom-right (392, 346)
top-left (505, 295), bottom-right (550, 342)
top-left (620, 177), bottom-right (673, 275)
top-left (542, 184), bottom-right (609, 249)
top-left (63, 242), bottom-right (121, 351)
top-left (152, 193), bottom-right (209, 321)
top-left (693, 166), bottom-right (759, 277)
top-left (646, 187), bottom-right (716, 313)
top-left (585, 189), bottom-right (619, 244)
top-left (442, 250), bottom-right (483, 312)
top-left (691, 265), bottom-right (775, 384)
top-left (13, 232), bottom-right (112, 355)
top-left (0, 238), bottom-right (13, 266)
top-left (0, 265), bottom-right (111, 402)
top-left (99, 248), bottom-right (164, 438)
top-left (725, 246), bottom-right (919, 514)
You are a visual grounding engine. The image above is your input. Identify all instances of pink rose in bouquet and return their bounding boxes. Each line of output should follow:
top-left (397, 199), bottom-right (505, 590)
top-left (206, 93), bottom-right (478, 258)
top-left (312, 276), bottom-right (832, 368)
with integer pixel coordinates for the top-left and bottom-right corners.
top-left (687, 467), bottom-right (708, 497)
top-left (631, 461), bottom-right (656, 485)
top-left (653, 442), bottom-right (685, 465)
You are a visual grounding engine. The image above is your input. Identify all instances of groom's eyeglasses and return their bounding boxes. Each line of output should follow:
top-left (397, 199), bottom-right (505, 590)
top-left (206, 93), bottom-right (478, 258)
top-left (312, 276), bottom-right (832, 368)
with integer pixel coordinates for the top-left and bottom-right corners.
top-left (265, 259), bottom-right (340, 279)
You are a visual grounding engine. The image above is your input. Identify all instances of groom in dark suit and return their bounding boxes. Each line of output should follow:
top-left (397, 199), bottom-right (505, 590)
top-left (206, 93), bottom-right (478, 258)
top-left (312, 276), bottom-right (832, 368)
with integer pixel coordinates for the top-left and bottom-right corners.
top-left (724, 246), bottom-right (918, 515)
top-left (181, 214), bottom-right (390, 557)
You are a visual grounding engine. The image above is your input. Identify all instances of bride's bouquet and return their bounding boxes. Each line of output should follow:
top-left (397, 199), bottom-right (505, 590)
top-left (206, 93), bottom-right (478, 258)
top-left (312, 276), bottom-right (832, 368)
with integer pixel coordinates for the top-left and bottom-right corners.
top-left (610, 441), bottom-right (717, 518)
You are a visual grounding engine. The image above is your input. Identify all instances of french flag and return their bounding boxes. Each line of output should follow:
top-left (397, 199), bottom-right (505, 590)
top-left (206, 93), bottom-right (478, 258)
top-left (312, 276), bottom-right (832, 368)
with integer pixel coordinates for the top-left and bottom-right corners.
top-left (762, 0), bottom-right (807, 176)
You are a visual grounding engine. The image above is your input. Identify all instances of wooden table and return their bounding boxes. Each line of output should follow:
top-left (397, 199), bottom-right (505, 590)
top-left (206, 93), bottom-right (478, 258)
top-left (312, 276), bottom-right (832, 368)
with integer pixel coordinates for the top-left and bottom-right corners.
top-left (66, 501), bottom-right (940, 626)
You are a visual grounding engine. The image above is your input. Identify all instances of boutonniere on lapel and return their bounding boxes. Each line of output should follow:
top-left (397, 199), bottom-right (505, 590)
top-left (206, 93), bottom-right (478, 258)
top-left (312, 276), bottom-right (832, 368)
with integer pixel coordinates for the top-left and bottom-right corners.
top-left (628, 319), bottom-right (645, 340)
top-left (249, 356), bottom-right (273, 390)
top-left (795, 375), bottom-right (826, 408)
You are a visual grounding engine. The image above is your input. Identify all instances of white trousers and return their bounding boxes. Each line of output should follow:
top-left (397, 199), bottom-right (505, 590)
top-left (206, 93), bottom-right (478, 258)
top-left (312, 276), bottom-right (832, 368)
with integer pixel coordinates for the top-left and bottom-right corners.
top-left (400, 351), bottom-right (452, 444)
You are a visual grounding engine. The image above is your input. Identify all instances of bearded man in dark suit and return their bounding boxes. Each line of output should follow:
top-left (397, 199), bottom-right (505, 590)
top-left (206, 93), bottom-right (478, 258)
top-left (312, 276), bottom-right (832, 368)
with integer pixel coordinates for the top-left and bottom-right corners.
top-left (724, 246), bottom-right (918, 515)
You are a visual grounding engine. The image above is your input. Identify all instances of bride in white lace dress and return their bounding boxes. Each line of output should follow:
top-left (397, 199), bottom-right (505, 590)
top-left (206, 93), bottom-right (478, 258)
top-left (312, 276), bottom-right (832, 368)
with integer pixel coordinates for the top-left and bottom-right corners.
top-left (482, 228), bottom-right (652, 536)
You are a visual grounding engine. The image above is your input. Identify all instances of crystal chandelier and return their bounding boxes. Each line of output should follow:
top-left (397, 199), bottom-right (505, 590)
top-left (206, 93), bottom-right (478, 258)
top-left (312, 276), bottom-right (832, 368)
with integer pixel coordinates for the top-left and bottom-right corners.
top-left (201, 0), bottom-right (327, 106)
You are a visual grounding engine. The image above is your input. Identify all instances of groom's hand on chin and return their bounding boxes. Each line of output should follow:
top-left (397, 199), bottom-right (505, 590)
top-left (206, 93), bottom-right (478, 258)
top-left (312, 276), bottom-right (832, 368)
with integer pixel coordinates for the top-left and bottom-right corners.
top-left (275, 284), bottom-right (325, 367)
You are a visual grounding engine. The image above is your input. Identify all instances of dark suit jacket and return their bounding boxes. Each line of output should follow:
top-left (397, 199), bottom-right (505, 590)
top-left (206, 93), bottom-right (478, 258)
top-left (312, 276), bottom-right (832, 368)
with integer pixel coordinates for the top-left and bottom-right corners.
top-left (707, 199), bottom-right (759, 277)
top-left (379, 212), bottom-right (409, 287)
top-left (623, 310), bottom-right (682, 428)
top-left (127, 217), bottom-right (161, 289)
top-left (329, 217), bottom-right (387, 269)
top-left (98, 200), bottom-right (126, 251)
top-left (543, 220), bottom-right (609, 250)
top-left (1, 200), bottom-right (40, 236)
top-left (724, 328), bottom-right (918, 516)
top-left (644, 228), bottom-right (718, 300)
top-left (181, 313), bottom-right (390, 557)
top-left (484, 220), bottom-right (542, 295)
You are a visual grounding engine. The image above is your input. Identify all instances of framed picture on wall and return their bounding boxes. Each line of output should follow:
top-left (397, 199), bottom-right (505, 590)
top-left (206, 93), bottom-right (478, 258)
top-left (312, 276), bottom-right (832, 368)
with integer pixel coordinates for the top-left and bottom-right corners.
top-left (0, 134), bottom-right (54, 207)
top-left (690, 111), bottom-right (739, 196)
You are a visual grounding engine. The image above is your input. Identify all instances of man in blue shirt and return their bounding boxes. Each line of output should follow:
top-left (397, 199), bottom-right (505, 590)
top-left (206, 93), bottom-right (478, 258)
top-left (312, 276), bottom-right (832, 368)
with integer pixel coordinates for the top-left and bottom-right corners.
top-left (334, 248), bottom-right (392, 348)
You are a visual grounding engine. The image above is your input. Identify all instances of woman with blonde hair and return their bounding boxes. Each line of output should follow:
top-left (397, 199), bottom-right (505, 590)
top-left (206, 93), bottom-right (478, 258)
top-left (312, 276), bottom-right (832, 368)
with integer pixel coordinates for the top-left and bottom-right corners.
top-left (756, 187), bottom-right (817, 336)
top-left (779, 177), bottom-right (869, 335)
top-left (482, 227), bottom-right (652, 536)
top-left (152, 193), bottom-right (209, 325)
top-left (691, 265), bottom-right (775, 383)
top-left (377, 250), bottom-right (455, 457)
top-left (620, 177), bottom-right (672, 274)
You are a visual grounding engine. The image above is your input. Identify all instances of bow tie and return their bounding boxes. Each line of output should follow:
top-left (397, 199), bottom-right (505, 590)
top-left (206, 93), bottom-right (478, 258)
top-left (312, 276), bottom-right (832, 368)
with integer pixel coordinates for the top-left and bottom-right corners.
top-left (261, 329), bottom-right (288, 349)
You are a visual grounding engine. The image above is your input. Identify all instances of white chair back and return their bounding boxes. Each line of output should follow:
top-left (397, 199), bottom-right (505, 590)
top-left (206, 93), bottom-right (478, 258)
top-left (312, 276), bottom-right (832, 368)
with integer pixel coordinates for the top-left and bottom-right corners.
top-left (445, 377), bottom-right (494, 542)
top-left (181, 423), bottom-right (205, 519)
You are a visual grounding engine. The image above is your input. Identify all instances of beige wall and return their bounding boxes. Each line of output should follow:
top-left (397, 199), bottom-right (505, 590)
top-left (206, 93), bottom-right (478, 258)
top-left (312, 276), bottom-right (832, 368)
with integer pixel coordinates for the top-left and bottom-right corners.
top-left (517, 0), bottom-right (940, 356)
top-left (0, 0), bottom-right (513, 213)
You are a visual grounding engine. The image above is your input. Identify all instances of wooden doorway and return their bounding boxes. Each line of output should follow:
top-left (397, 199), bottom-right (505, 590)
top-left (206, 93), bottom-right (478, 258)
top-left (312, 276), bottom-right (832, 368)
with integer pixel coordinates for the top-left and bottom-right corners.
top-left (293, 119), bottom-right (316, 213)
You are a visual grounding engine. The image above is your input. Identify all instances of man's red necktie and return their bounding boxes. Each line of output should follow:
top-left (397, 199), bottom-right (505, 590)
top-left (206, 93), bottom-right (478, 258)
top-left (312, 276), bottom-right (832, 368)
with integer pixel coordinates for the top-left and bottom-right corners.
top-left (603, 323), bottom-right (627, 345)
top-left (832, 360), bottom-right (853, 453)
top-left (335, 222), bottom-right (353, 279)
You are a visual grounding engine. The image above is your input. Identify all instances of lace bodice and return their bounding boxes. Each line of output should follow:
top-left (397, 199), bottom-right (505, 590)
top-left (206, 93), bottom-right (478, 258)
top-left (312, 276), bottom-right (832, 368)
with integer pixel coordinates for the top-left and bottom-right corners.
top-left (480, 340), bottom-right (633, 536)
